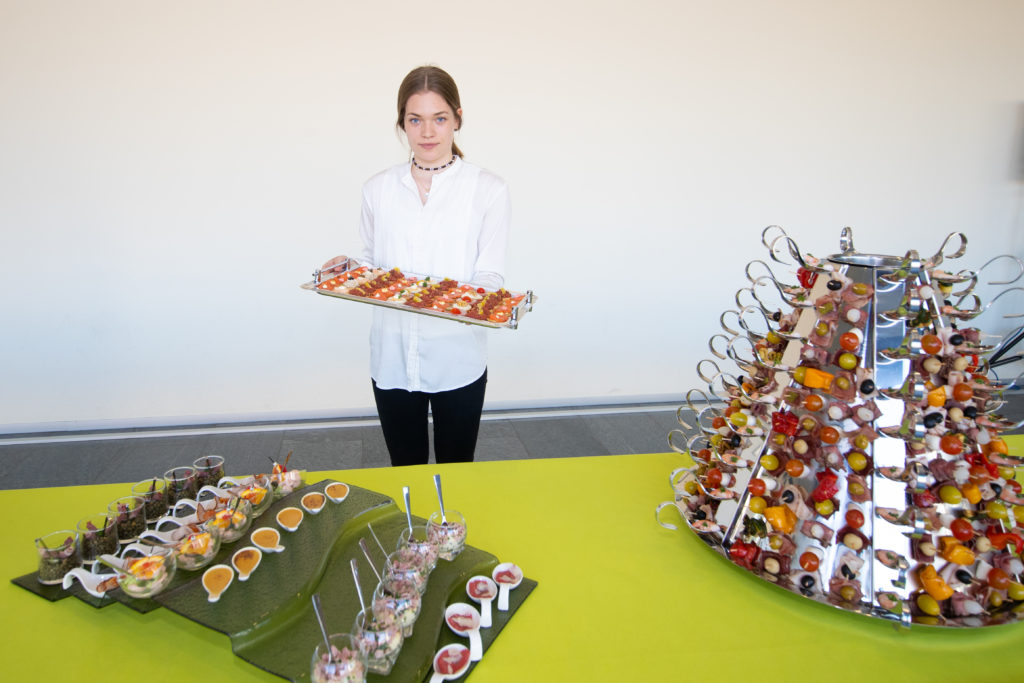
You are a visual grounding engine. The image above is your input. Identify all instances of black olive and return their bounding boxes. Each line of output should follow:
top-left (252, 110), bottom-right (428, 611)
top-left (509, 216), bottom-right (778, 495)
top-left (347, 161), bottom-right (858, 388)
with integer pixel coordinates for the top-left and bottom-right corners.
top-left (859, 379), bottom-right (875, 395)
top-left (772, 310), bottom-right (782, 321)
top-left (694, 509), bottom-right (707, 520)
top-left (800, 574), bottom-right (815, 589)
top-left (950, 333), bottom-right (964, 346)
top-left (729, 434), bottom-right (742, 448)
top-left (923, 412), bottom-right (943, 428)
top-left (800, 587), bottom-right (814, 597)
top-left (955, 569), bottom-right (973, 584)
top-left (964, 406), bottom-right (978, 419)
top-left (827, 279), bottom-right (842, 291)
top-left (782, 490), bottom-right (795, 503)
top-left (992, 483), bottom-right (1003, 496)
top-left (841, 564), bottom-right (856, 580)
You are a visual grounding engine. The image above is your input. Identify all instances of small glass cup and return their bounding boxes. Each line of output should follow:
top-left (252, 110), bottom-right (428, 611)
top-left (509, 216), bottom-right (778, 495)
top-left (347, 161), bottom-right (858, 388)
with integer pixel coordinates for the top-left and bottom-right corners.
top-left (352, 609), bottom-right (402, 676)
top-left (76, 513), bottom-right (119, 565)
top-left (427, 509), bottom-right (467, 561)
top-left (384, 548), bottom-right (428, 594)
top-left (220, 474), bottom-right (273, 517)
top-left (117, 545), bottom-right (178, 599)
top-left (171, 522), bottom-right (223, 571)
top-left (108, 495), bottom-right (146, 543)
top-left (164, 466), bottom-right (198, 507)
top-left (311, 633), bottom-right (368, 683)
top-left (131, 478), bottom-right (168, 522)
top-left (205, 497), bottom-right (254, 543)
top-left (397, 525), bottom-right (439, 573)
top-left (193, 455), bottom-right (225, 490)
top-left (35, 531), bottom-right (81, 585)
top-left (374, 579), bottom-right (421, 637)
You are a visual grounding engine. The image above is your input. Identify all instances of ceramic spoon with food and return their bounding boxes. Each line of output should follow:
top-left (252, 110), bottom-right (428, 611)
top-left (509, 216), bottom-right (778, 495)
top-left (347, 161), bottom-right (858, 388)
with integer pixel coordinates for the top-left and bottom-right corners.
top-left (492, 563), bottom-right (523, 611)
top-left (444, 603), bottom-right (483, 662)
top-left (466, 576), bottom-right (497, 627)
top-left (429, 643), bottom-right (472, 683)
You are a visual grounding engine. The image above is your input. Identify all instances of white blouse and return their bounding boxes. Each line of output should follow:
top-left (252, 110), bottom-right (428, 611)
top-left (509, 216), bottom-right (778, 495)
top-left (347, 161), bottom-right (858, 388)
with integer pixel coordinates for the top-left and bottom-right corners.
top-left (358, 157), bottom-right (510, 392)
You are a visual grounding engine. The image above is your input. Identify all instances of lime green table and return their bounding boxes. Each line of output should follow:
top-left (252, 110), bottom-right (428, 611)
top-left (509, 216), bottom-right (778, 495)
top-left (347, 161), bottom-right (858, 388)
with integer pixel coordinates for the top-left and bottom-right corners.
top-left (4, 451), bottom-right (1024, 682)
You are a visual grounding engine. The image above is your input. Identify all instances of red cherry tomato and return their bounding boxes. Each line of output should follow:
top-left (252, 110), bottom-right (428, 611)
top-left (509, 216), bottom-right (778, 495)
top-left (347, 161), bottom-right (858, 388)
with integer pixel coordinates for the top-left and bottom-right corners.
top-left (839, 332), bottom-right (860, 352)
top-left (952, 383), bottom-right (974, 402)
top-left (820, 426), bottom-right (841, 445)
top-left (845, 509), bottom-right (865, 529)
top-left (785, 459), bottom-right (805, 477)
top-left (748, 478), bottom-right (767, 496)
top-left (712, 416), bottom-right (727, 430)
top-left (988, 567), bottom-right (1011, 590)
top-left (803, 394), bottom-right (824, 412)
top-left (921, 334), bottom-right (943, 355)
top-left (940, 434), bottom-right (963, 455)
top-left (705, 468), bottom-right (723, 488)
top-left (950, 518), bottom-right (974, 542)
top-left (476, 287), bottom-right (486, 294)
top-left (799, 551), bottom-right (820, 572)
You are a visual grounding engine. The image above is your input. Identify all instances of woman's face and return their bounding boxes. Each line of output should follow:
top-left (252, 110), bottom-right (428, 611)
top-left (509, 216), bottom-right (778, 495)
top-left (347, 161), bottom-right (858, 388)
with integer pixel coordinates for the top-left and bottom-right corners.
top-left (403, 90), bottom-right (461, 166)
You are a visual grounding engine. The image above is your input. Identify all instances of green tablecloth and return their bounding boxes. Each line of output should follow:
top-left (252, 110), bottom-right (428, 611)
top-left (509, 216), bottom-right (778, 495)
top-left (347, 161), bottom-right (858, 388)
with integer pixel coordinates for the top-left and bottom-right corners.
top-left (4, 448), bottom-right (1024, 681)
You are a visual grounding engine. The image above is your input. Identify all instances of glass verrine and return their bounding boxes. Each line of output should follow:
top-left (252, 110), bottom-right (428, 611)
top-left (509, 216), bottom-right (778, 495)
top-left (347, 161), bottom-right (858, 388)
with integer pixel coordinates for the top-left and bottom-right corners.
top-left (206, 497), bottom-right (254, 543)
top-left (397, 524), bottom-right (439, 572)
top-left (384, 548), bottom-right (428, 595)
top-left (131, 478), bottom-right (168, 522)
top-left (171, 522), bottom-right (223, 571)
top-left (107, 495), bottom-right (146, 543)
top-left (221, 474), bottom-right (273, 517)
top-left (164, 466), bottom-right (198, 506)
top-left (311, 633), bottom-right (368, 683)
top-left (373, 579), bottom-right (421, 637)
top-left (193, 455), bottom-right (225, 490)
top-left (427, 509), bottom-right (467, 561)
top-left (352, 609), bottom-right (402, 676)
top-left (35, 530), bottom-right (81, 585)
top-left (76, 513), bottom-right (119, 565)
top-left (117, 545), bottom-right (177, 598)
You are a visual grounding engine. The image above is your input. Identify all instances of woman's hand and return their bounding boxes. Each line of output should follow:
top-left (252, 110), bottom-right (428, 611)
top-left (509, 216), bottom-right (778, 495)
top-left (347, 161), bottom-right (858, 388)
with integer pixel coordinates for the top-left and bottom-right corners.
top-left (320, 254), bottom-right (350, 273)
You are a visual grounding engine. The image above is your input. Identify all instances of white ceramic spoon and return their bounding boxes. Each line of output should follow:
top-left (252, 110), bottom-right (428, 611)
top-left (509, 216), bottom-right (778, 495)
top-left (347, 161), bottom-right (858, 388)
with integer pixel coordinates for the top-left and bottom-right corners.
top-left (444, 603), bottom-right (482, 662)
top-left (429, 643), bottom-right (471, 683)
top-left (492, 562), bottom-right (523, 612)
top-left (465, 576), bottom-right (497, 628)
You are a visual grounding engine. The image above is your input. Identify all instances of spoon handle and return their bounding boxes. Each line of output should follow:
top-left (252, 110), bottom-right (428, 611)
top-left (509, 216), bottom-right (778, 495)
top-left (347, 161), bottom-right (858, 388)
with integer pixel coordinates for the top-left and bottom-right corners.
top-left (311, 593), bottom-right (335, 662)
top-left (433, 474), bottom-right (447, 524)
top-left (403, 486), bottom-right (414, 534)
top-left (350, 559), bottom-right (366, 614)
top-left (358, 538), bottom-right (383, 583)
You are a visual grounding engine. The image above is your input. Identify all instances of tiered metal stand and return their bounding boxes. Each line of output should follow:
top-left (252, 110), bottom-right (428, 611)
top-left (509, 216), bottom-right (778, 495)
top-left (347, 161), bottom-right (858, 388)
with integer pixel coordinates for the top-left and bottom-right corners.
top-left (659, 227), bottom-right (1024, 627)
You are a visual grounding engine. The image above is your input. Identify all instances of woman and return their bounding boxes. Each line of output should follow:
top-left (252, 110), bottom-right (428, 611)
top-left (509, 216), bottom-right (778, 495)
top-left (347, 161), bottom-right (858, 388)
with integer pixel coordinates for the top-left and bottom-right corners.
top-left (323, 66), bottom-right (510, 466)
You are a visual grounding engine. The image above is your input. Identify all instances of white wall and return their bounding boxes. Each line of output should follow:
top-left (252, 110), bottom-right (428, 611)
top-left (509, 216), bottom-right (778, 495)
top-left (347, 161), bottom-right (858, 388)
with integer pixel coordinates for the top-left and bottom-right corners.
top-left (2, 0), bottom-right (1023, 432)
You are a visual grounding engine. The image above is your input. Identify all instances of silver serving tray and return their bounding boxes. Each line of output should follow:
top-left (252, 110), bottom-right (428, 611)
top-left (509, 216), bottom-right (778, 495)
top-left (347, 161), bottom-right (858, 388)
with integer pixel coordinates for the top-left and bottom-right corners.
top-left (301, 258), bottom-right (537, 330)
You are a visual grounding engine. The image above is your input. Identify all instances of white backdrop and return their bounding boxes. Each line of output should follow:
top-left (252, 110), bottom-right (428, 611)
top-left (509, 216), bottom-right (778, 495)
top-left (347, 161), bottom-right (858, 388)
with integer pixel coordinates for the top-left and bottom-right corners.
top-left (2, 0), bottom-right (1023, 432)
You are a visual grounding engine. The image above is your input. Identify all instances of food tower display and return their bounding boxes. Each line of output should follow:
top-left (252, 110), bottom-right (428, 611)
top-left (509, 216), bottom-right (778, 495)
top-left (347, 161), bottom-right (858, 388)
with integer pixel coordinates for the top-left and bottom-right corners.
top-left (661, 227), bottom-right (1024, 627)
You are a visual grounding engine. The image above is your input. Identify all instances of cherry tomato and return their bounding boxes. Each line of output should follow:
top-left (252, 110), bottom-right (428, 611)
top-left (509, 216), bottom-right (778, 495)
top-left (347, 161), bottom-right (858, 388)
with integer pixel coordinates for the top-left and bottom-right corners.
top-left (785, 459), bottom-right (805, 477)
top-left (820, 426), bottom-right (841, 445)
top-left (940, 434), bottom-right (963, 455)
top-left (712, 416), bottom-right (727, 430)
top-left (988, 567), bottom-right (1011, 590)
top-left (799, 551), bottom-right (820, 572)
top-left (705, 468), bottom-right (723, 488)
top-left (921, 334), bottom-right (943, 355)
top-left (803, 394), bottom-right (824, 411)
top-left (476, 287), bottom-right (485, 294)
top-left (950, 518), bottom-right (973, 542)
top-left (839, 332), bottom-right (860, 352)
top-left (952, 383), bottom-right (974, 402)
top-left (748, 478), bottom-right (767, 496)
top-left (845, 509), bottom-right (865, 529)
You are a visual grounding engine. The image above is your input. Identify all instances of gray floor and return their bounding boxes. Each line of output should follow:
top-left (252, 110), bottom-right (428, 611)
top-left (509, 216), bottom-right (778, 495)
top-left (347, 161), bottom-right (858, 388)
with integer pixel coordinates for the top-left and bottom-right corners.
top-left (3, 393), bottom-right (1020, 491)
top-left (0, 406), bottom-right (684, 490)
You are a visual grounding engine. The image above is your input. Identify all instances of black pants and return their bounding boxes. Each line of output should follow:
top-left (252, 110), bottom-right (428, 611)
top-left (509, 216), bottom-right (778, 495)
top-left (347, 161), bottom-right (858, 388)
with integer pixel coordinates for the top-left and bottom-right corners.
top-left (372, 370), bottom-right (487, 467)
